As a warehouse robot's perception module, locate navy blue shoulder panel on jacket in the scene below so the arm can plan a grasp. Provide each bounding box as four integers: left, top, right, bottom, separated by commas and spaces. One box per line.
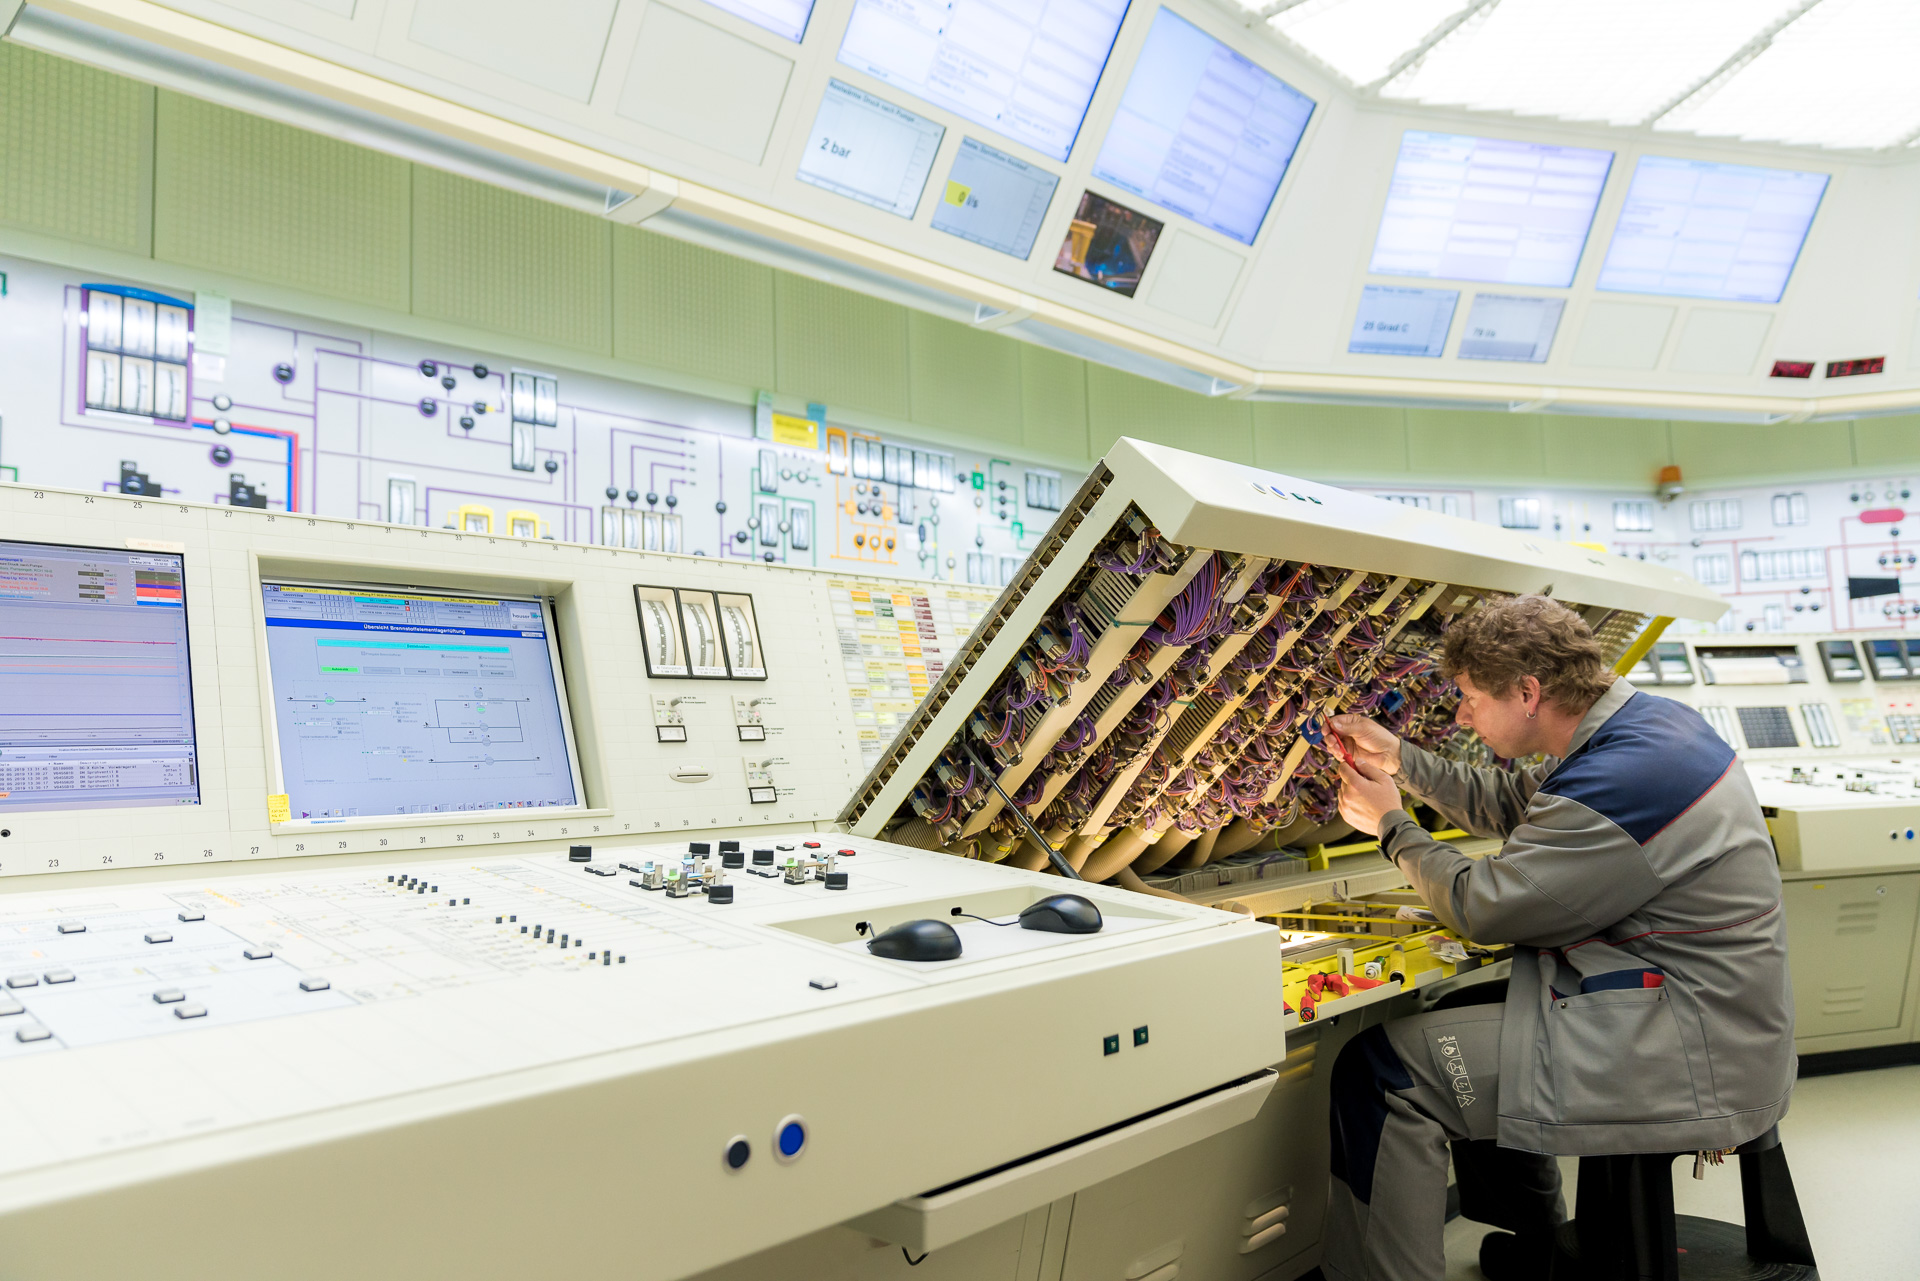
1537, 690, 1737, 846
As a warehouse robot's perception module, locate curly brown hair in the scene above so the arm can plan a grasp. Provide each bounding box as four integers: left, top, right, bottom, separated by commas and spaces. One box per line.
1438, 595, 1616, 714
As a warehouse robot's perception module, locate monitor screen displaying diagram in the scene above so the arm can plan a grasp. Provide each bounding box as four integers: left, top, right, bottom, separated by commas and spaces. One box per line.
260, 582, 583, 821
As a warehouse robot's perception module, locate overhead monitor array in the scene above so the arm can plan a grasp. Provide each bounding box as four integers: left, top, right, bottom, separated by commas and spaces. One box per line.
1356, 131, 1829, 362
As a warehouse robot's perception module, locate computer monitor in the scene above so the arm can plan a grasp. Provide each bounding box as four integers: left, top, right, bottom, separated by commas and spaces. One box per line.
260, 581, 585, 822
0, 539, 200, 812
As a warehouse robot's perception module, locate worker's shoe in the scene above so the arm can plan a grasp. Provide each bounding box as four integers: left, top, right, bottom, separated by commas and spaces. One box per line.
1477, 1229, 1554, 1280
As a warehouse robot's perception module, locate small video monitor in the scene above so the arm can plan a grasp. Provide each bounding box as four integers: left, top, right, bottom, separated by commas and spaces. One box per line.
0, 540, 200, 812
259, 581, 584, 821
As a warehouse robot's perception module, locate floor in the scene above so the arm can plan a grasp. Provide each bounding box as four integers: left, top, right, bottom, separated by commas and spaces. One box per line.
1441, 1063, 1920, 1280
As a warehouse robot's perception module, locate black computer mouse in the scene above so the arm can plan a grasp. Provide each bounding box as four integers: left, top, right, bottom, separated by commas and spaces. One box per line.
1018, 893, 1103, 934
866, 919, 963, 962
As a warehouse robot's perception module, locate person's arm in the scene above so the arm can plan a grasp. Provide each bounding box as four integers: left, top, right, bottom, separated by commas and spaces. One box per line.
1328, 713, 1550, 840
1377, 794, 1665, 946
1396, 742, 1555, 840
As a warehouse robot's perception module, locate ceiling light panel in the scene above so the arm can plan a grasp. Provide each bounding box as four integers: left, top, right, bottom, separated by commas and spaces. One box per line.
1658, 0, 1920, 149
1380, 0, 1797, 126
1269, 0, 1466, 88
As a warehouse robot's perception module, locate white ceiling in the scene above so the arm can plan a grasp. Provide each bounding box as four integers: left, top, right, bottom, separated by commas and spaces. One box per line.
1226, 0, 1920, 152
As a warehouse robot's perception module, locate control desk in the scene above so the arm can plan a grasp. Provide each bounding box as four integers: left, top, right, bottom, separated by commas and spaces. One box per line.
0, 442, 1727, 1281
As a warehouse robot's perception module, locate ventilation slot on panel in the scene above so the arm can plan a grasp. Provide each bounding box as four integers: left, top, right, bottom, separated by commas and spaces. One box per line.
1736, 706, 1798, 750
1240, 1186, 1292, 1255
1835, 901, 1882, 937
1821, 983, 1869, 1017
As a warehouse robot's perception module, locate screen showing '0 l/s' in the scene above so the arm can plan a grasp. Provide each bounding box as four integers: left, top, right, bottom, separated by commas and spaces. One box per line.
261, 583, 581, 821
0, 540, 200, 813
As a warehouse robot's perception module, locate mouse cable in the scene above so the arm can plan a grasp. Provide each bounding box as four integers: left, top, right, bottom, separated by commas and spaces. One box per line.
903, 1248, 928, 1266
950, 908, 1013, 927
962, 745, 1084, 882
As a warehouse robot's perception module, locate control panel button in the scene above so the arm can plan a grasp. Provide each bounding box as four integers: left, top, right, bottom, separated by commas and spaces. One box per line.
569, 845, 593, 862
153, 988, 185, 1004
808, 976, 838, 991
15, 1025, 51, 1043
299, 977, 331, 992
56, 922, 85, 935
144, 930, 173, 944
0, 997, 24, 1017
173, 1003, 208, 1020
724, 1137, 751, 1171
773, 1115, 808, 1163
5, 974, 36, 989
177, 909, 206, 922
43, 970, 74, 985
242, 947, 273, 960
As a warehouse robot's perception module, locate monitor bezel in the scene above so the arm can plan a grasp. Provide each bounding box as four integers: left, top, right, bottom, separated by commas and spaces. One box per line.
257, 575, 589, 831
0, 535, 203, 816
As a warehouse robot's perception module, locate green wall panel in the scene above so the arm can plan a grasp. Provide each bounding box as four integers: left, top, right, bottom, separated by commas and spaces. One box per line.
412, 168, 611, 354
1018, 346, 1089, 462
907, 313, 1023, 444
1540, 417, 1673, 488
1085, 366, 1252, 463
1252, 403, 1409, 479
0, 45, 152, 254
1406, 410, 1546, 482
1671, 421, 1855, 485
1851, 416, 1920, 472
612, 226, 774, 390
154, 92, 409, 309
774, 273, 910, 419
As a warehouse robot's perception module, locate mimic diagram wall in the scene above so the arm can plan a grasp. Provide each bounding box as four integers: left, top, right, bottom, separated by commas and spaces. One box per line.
0, 250, 1918, 637
0, 256, 1073, 591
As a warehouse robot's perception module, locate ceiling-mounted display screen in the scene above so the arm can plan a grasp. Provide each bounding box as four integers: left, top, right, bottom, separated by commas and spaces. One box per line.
1456, 293, 1565, 363
0, 540, 200, 813
260, 582, 583, 821
796, 80, 946, 218
1090, 8, 1315, 246
837, 0, 1130, 163
1369, 131, 1613, 288
932, 137, 1060, 258
1596, 156, 1829, 305
1054, 190, 1163, 298
1349, 285, 1459, 358
701, 0, 814, 42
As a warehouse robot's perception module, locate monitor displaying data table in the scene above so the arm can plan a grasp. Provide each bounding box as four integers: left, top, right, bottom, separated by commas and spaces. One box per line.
260, 582, 583, 822
1091, 7, 1315, 246
1370, 131, 1613, 287
1596, 156, 1829, 304
796, 80, 946, 218
701, 0, 814, 42
837, 0, 1130, 163
932, 137, 1060, 258
1348, 285, 1459, 357
0, 540, 200, 813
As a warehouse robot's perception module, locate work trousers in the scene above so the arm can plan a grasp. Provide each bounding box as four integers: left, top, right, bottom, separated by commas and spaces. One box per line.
1321, 1003, 1565, 1281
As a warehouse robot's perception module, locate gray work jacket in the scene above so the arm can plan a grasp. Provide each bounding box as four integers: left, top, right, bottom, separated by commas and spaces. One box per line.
1379, 679, 1795, 1156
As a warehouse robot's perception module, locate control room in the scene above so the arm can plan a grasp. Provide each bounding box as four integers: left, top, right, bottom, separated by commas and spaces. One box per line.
0, 2, 1913, 1279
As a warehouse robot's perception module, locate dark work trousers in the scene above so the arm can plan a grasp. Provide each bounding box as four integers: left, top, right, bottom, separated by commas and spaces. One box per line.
1321, 1002, 1565, 1281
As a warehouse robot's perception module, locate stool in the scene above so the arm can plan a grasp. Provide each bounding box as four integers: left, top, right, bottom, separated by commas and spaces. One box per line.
1549, 1126, 1818, 1279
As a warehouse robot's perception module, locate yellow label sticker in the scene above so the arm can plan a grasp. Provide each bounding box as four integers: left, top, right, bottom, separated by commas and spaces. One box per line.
770, 412, 818, 449
266, 793, 292, 823
945, 181, 971, 207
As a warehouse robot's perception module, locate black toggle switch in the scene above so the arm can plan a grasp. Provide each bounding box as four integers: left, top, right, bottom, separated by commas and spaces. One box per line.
752, 849, 775, 866
824, 872, 849, 891
707, 884, 735, 904
688, 842, 712, 855
568, 845, 592, 862
722, 850, 745, 869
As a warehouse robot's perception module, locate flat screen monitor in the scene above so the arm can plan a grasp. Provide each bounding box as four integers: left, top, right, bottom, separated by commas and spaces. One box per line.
932, 137, 1060, 258
261, 581, 583, 822
701, 0, 814, 42
1090, 8, 1315, 246
1369, 131, 1613, 288
1596, 156, 1828, 304
796, 79, 946, 218
837, 0, 1130, 163
1349, 285, 1459, 358
0, 540, 199, 812
1053, 190, 1163, 297
1456, 293, 1565, 363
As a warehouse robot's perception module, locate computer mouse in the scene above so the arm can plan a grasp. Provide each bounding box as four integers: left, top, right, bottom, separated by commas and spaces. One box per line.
1018, 893, 1103, 934
866, 919, 963, 962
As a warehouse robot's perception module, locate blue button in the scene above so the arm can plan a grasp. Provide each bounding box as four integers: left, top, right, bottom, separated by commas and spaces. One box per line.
776, 1117, 806, 1161
1907, 829, 1914, 840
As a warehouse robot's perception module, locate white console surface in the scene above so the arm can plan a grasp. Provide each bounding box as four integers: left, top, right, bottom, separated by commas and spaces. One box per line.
0, 836, 1276, 1230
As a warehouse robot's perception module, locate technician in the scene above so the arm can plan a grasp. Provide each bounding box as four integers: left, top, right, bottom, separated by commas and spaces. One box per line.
1319, 595, 1794, 1281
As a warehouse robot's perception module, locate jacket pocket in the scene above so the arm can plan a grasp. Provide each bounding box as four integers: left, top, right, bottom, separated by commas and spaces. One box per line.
1546, 986, 1698, 1125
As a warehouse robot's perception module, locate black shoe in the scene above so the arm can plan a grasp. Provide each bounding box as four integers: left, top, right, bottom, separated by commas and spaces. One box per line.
1478, 1230, 1554, 1280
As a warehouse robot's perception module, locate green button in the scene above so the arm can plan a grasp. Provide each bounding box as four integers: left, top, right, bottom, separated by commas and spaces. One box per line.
1133, 1025, 1149, 1047
1102, 1034, 1120, 1056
